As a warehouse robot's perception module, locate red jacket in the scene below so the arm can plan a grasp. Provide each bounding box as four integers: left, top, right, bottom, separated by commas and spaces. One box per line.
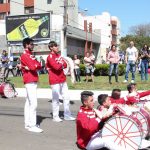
46, 52, 67, 85
126, 90, 150, 105
110, 97, 125, 104
20, 49, 41, 84
76, 106, 100, 149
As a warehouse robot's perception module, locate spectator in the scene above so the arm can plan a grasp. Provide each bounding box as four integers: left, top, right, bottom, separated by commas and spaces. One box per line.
46, 41, 75, 122
15, 58, 22, 76
107, 45, 120, 84
123, 41, 138, 83
73, 54, 81, 83
84, 52, 95, 82
5, 53, 15, 79
39, 56, 46, 74
0, 50, 9, 80
139, 44, 150, 81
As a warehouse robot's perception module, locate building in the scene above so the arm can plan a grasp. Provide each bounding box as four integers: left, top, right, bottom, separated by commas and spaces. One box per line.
78, 11, 120, 63
0, 0, 120, 63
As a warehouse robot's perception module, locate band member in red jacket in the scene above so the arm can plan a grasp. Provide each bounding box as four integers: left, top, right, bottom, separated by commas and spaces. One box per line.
76, 91, 126, 150
110, 89, 125, 104
126, 83, 150, 105
20, 38, 43, 133
46, 41, 75, 122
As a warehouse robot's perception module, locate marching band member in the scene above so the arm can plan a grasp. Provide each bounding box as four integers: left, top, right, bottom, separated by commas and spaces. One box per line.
126, 83, 150, 105
20, 38, 43, 133
110, 88, 125, 104
76, 91, 126, 150
46, 41, 75, 122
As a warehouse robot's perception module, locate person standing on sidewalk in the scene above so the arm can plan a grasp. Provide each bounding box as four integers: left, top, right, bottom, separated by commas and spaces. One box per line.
46, 41, 75, 122
20, 38, 43, 133
107, 45, 120, 84
123, 41, 138, 83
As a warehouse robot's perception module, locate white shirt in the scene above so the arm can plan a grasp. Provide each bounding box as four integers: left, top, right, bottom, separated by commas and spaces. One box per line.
126, 46, 137, 61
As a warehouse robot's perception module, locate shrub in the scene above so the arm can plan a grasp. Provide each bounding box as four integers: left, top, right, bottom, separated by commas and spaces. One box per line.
79, 64, 126, 76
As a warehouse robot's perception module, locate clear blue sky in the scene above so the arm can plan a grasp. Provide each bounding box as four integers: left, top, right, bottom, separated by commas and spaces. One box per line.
78, 0, 150, 36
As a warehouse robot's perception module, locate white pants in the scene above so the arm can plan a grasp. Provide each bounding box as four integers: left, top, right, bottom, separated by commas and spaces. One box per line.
86, 132, 126, 150
24, 82, 37, 127
51, 82, 71, 118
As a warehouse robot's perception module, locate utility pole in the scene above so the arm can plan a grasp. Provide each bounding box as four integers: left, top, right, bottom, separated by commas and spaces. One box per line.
63, 0, 68, 57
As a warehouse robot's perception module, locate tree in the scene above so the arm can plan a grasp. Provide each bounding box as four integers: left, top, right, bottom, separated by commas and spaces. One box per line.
129, 23, 150, 37
120, 35, 150, 51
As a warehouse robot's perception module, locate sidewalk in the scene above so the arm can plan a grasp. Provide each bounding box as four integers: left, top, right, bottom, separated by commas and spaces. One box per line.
16, 88, 129, 100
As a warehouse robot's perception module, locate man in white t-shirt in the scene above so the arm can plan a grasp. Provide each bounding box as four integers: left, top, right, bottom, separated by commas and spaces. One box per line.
124, 41, 138, 83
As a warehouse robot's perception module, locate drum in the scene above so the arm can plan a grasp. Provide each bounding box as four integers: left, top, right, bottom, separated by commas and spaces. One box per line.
102, 115, 142, 150
132, 110, 149, 138
0, 82, 15, 98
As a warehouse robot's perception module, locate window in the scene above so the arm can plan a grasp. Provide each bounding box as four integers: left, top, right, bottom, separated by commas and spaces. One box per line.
47, 0, 52, 4
0, 13, 6, 20
24, 7, 34, 14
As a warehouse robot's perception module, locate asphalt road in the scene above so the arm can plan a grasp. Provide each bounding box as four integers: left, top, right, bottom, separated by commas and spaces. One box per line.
0, 97, 81, 150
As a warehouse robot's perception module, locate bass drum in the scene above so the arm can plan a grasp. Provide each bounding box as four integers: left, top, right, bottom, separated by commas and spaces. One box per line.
0, 82, 15, 98
102, 115, 142, 150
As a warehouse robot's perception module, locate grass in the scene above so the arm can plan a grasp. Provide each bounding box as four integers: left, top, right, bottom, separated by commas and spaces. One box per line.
9, 73, 150, 91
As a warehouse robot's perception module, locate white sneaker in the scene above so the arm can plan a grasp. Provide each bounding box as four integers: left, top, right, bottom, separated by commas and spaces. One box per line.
53, 117, 63, 122
64, 115, 76, 121
131, 80, 135, 83
123, 80, 128, 83
28, 126, 43, 133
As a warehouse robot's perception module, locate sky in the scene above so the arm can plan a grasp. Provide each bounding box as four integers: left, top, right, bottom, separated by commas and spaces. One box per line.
78, 0, 150, 36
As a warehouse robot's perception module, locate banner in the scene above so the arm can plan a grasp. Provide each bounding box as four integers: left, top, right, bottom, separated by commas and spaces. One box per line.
6, 13, 50, 42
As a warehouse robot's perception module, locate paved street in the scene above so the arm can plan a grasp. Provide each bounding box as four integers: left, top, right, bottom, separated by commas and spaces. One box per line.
0, 97, 82, 150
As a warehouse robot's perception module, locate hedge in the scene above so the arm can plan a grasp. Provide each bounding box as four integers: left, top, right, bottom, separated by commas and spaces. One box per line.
79, 64, 126, 76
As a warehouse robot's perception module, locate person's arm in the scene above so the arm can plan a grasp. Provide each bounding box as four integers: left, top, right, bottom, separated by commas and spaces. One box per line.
47, 55, 67, 71
21, 54, 41, 71
135, 48, 138, 62
138, 90, 150, 98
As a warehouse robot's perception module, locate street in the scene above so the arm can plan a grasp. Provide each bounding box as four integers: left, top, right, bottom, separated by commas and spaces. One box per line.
0, 97, 81, 150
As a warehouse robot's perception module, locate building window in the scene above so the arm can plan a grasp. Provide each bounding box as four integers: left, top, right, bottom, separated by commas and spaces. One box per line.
0, 13, 6, 20
47, 0, 52, 4
24, 7, 34, 14
0, 0, 4, 4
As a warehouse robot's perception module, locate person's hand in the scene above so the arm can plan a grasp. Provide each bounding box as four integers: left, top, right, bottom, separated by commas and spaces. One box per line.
24, 66, 29, 70
93, 108, 102, 119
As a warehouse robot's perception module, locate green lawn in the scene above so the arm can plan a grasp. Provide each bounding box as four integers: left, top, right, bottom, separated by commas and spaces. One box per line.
9, 73, 150, 91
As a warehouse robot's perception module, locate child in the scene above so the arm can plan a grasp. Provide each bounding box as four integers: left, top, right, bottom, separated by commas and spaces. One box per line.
76, 91, 126, 150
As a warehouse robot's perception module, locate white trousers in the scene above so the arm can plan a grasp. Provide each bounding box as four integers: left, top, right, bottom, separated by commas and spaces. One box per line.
86, 132, 126, 150
51, 82, 71, 118
24, 82, 37, 127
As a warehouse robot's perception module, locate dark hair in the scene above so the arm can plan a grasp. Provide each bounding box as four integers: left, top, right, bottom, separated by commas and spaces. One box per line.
127, 83, 136, 93
48, 41, 58, 49
81, 91, 94, 104
111, 44, 116, 50
111, 89, 121, 99
22, 38, 34, 48
98, 94, 108, 105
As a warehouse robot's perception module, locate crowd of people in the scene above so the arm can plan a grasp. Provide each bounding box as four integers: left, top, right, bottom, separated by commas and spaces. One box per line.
1, 38, 150, 149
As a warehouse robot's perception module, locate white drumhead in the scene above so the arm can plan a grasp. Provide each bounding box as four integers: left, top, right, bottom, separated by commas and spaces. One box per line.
102, 115, 142, 150
3, 83, 15, 98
